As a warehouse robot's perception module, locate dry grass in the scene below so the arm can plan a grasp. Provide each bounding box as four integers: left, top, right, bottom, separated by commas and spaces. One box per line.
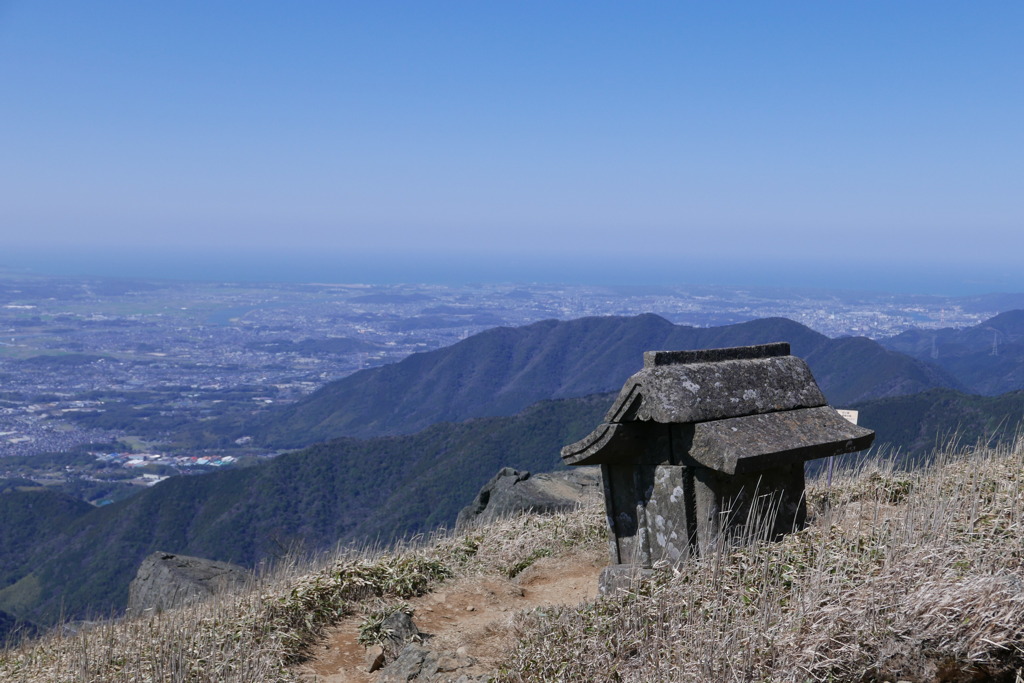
496, 437, 1024, 682
5, 437, 1024, 682
0, 547, 456, 682
0, 498, 604, 682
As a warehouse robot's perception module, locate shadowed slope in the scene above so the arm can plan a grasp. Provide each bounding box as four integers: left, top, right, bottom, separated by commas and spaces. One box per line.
853, 388, 1024, 459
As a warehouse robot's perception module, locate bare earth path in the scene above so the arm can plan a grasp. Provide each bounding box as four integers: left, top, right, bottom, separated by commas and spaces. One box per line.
294, 547, 605, 682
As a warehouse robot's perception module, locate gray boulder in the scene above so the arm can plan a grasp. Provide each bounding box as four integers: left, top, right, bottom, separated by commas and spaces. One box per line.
381, 609, 421, 658
455, 466, 602, 532
378, 644, 436, 682
378, 643, 483, 682
127, 551, 249, 613
375, 611, 484, 682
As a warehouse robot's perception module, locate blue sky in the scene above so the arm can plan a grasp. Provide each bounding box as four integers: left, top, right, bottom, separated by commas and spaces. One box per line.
1, 2, 1022, 290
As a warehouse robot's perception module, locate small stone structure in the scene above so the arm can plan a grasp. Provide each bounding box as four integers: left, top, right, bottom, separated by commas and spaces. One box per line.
561, 343, 874, 584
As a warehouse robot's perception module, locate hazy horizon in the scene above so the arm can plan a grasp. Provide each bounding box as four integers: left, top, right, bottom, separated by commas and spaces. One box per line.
2, 3, 1022, 291
2, 246, 1021, 297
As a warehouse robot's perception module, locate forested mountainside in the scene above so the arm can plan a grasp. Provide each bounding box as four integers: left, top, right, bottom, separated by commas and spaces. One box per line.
0, 394, 610, 627
178, 314, 955, 449
9, 383, 1024, 629
854, 388, 1024, 459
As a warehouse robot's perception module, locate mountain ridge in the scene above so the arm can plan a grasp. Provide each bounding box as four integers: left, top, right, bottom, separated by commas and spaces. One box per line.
182, 314, 954, 448
881, 309, 1024, 395
854, 387, 1024, 459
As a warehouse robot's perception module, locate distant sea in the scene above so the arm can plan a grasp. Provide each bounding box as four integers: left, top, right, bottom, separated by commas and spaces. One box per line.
2, 247, 1021, 297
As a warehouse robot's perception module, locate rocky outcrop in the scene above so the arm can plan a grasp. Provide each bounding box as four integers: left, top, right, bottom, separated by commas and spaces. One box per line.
378, 644, 484, 682
127, 552, 249, 613
454, 466, 601, 532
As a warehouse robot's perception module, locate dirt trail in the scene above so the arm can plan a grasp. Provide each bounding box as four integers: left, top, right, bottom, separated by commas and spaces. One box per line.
295, 547, 605, 682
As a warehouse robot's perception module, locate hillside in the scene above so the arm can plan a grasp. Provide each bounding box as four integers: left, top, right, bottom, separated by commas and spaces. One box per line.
4, 441, 1024, 682
7, 381, 1021, 630
7, 312, 1020, 634
181, 314, 955, 448
0, 394, 611, 627
881, 309, 1024, 394
853, 387, 1024, 459
0, 607, 37, 646
0, 488, 92, 591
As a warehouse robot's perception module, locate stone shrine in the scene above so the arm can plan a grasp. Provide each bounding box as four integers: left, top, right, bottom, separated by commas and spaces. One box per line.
561, 343, 874, 584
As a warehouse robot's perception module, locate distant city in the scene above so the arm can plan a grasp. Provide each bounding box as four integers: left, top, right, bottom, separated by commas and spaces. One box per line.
2, 270, 1021, 502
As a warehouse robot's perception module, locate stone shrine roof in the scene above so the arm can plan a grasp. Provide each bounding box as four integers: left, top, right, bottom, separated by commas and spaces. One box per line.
561, 343, 874, 472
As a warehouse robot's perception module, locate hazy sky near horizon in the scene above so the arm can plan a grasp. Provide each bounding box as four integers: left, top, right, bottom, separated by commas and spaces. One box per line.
1, 2, 1022, 285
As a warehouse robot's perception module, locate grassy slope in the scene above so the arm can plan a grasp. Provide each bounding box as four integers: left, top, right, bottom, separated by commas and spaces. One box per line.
500, 440, 1024, 682
0, 501, 607, 682
4, 440, 1024, 682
